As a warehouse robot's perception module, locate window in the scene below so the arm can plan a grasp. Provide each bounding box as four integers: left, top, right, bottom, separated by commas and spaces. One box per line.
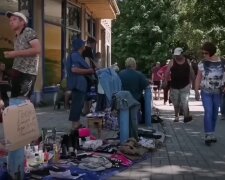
67, 3, 81, 30
44, 0, 62, 25
86, 14, 96, 38
44, 23, 62, 86
44, 0, 62, 86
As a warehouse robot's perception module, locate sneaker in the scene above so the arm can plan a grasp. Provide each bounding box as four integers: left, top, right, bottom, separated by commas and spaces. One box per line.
210, 135, 217, 143
184, 116, 192, 123
205, 135, 212, 146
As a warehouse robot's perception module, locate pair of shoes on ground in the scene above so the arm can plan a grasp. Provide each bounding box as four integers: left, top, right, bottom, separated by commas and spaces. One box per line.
174, 116, 192, 123
205, 134, 217, 146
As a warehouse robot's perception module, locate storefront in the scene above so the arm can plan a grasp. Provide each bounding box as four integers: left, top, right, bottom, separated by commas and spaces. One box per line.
0, 0, 119, 104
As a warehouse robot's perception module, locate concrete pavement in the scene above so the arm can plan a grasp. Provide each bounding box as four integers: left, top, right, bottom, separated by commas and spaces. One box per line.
1, 91, 225, 179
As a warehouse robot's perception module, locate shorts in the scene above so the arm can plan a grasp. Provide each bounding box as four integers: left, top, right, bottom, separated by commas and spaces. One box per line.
11, 70, 36, 98
170, 84, 190, 108
153, 81, 161, 91
69, 89, 86, 122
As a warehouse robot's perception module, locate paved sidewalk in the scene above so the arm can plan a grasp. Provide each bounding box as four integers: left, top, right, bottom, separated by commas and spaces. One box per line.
1, 91, 225, 180
111, 93, 225, 180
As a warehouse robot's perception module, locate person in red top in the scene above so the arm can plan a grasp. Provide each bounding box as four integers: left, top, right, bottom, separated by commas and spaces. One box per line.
151, 62, 161, 100
157, 59, 172, 105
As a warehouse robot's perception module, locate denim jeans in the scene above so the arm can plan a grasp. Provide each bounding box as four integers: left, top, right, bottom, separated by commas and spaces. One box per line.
201, 90, 221, 133
220, 93, 225, 115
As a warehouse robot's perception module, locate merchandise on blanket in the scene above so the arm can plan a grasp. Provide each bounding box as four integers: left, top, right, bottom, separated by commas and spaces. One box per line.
78, 156, 113, 171
95, 144, 118, 154
78, 128, 91, 138
118, 138, 149, 161
103, 138, 120, 146
138, 128, 162, 139
82, 140, 103, 151
42, 128, 57, 151
151, 115, 163, 123
104, 111, 119, 131
110, 153, 133, 167
138, 137, 155, 149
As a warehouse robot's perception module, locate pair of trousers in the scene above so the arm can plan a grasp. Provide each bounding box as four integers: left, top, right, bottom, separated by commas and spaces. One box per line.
220, 93, 225, 115
201, 90, 221, 133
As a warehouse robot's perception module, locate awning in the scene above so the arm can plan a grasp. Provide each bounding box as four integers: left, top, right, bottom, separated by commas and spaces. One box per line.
78, 0, 120, 19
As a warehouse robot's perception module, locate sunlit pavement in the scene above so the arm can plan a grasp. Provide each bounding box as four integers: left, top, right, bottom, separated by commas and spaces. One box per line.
111, 90, 225, 180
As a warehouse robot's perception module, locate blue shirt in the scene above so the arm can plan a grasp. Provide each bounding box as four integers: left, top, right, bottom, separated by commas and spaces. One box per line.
66, 51, 90, 92
119, 69, 149, 100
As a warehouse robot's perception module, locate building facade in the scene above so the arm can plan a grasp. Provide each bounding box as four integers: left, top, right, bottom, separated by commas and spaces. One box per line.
0, 0, 119, 104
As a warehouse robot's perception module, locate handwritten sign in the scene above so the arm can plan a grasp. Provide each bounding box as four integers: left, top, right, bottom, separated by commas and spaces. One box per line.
2, 102, 40, 151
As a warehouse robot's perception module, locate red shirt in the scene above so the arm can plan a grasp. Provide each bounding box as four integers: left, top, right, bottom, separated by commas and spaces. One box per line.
151, 66, 161, 81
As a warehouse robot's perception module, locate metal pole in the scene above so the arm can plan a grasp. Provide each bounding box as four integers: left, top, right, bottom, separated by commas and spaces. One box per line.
145, 86, 152, 127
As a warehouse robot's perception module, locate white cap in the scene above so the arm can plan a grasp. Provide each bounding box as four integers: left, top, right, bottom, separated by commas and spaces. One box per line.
173, 47, 183, 55
6, 11, 28, 24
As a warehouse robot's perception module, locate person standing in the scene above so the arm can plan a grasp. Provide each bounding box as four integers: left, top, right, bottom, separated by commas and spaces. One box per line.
3, 11, 40, 99
151, 62, 161, 100
157, 59, 172, 105
164, 48, 195, 123
119, 57, 149, 124
195, 42, 225, 145
66, 38, 95, 129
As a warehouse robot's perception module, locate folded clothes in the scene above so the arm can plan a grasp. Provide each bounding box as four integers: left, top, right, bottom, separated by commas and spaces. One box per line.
79, 156, 112, 171
82, 140, 103, 151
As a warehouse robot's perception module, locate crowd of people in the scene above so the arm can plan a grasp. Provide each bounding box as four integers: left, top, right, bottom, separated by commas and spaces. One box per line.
1, 11, 225, 147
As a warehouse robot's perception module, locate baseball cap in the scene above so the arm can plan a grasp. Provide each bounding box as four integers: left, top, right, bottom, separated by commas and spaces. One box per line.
173, 47, 183, 55
6, 11, 28, 24
72, 38, 86, 51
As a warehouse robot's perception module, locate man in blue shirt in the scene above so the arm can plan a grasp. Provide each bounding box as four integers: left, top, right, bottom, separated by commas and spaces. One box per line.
66, 38, 95, 129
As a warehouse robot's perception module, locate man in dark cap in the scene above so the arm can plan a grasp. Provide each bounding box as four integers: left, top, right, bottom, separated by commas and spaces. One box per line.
66, 38, 95, 129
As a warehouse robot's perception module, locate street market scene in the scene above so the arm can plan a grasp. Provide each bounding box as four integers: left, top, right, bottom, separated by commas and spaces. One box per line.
1, 0, 225, 180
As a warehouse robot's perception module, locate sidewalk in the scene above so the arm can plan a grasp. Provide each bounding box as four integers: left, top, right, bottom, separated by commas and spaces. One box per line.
111, 91, 225, 180
1, 91, 225, 180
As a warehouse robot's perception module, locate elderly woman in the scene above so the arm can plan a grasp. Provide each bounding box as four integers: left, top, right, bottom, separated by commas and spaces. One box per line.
66, 38, 95, 129
119, 57, 149, 123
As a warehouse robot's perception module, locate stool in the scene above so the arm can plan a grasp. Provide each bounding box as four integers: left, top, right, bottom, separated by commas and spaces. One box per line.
87, 117, 104, 138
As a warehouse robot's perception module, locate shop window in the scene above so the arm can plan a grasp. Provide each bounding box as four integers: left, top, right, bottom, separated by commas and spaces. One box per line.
44, 0, 62, 25
66, 30, 80, 53
86, 14, 96, 38
44, 23, 61, 86
66, 3, 81, 30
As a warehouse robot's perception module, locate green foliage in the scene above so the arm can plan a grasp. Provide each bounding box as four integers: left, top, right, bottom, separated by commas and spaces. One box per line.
112, 0, 225, 73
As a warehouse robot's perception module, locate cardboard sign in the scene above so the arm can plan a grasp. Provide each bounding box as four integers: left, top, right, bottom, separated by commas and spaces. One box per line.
2, 102, 40, 151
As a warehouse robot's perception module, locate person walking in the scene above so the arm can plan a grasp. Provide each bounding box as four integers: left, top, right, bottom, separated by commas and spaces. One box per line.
3, 11, 40, 99
157, 59, 172, 105
151, 62, 161, 100
195, 42, 225, 145
164, 47, 195, 123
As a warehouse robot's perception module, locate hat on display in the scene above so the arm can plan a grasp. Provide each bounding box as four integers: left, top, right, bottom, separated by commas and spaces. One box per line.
6, 11, 28, 24
173, 47, 184, 55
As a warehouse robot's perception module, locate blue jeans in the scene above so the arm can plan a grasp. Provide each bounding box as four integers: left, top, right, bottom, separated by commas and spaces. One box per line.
201, 90, 221, 133
220, 93, 225, 115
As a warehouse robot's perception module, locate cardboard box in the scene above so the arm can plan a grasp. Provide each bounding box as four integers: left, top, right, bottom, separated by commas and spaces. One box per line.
2, 102, 40, 151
